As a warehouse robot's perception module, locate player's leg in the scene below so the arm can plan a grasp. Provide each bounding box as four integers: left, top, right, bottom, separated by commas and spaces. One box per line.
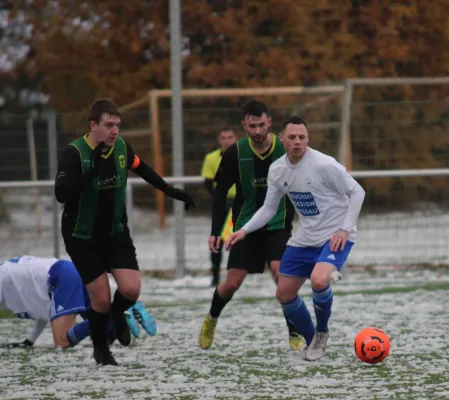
65, 239, 116, 366
265, 229, 304, 349
305, 241, 354, 361
107, 234, 140, 347
211, 203, 232, 287
268, 260, 303, 350
199, 231, 264, 349
198, 268, 247, 350
51, 314, 77, 348
48, 260, 95, 349
85, 274, 116, 364
276, 245, 318, 348
210, 241, 223, 287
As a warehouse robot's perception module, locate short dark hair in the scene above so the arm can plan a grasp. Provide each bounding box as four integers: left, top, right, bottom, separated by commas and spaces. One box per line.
242, 100, 269, 118
218, 127, 235, 135
88, 98, 121, 125
282, 115, 307, 130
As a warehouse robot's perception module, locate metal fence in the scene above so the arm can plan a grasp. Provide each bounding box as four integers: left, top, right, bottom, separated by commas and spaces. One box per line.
1, 78, 449, 274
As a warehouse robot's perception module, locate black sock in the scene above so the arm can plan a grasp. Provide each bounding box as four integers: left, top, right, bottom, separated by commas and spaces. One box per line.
79, 311, 89, 320
209, 288, 232, 319
87, 307, 110, 349
111, 290, 136, 317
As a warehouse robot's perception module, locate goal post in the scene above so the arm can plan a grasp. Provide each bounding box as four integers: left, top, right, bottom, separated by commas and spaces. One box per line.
339, 77, 449, 171
145, 85, 345, 229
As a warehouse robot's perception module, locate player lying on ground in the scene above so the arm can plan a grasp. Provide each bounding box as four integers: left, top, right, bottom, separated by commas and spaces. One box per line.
0, 256, 156, 350
226, 116, 365, 361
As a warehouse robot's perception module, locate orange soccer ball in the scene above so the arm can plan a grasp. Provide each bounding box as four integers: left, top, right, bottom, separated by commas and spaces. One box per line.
354, 327, 391, 364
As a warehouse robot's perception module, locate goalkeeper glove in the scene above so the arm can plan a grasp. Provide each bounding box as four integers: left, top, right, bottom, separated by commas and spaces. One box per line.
165, 186, 195, 211
5, 339, 34, 349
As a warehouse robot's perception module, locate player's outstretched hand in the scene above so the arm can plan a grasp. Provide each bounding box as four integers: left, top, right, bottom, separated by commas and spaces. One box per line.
165, 186, 195, 211
90, 141, 106, 176
329, 229, 350, 252
209, 235, 221, 254
3, 339, 34, 349
225, 229, 246, 251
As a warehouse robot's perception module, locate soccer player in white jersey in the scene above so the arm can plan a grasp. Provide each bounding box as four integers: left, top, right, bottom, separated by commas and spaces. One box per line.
0, 256, 156, 359
226, 116, 365, 361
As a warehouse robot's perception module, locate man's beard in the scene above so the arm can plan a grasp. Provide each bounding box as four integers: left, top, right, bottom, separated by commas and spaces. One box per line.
250, 132, 268, 143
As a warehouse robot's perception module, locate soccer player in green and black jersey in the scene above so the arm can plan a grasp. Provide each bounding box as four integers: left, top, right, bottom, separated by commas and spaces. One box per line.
198, 100, 304, 351
55, 99, 194, 366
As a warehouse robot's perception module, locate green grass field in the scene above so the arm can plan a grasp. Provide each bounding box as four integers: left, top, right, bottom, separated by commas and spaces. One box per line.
0, 269, 448, 400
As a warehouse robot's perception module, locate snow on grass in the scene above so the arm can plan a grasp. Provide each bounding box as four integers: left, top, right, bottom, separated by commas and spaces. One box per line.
2, 193, 449, 270
0, 269, 448, 399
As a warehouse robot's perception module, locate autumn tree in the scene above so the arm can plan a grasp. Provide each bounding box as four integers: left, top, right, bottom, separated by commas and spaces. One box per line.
9, 0, 449, 111
6, 0, 449, 209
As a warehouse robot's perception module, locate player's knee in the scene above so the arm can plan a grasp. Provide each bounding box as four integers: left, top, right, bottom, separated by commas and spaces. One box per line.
310, 273, 330, 291
90, 292, 112, 312
53, 335, 71, 349
118, 284, 140, 301
223, 279, 241, 294
276, 286, 294, 303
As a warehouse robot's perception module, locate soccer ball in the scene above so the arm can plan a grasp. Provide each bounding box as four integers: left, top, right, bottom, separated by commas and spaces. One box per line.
354, 327, 390, 364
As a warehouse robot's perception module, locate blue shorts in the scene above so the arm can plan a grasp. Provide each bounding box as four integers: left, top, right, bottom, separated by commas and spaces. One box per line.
48, 260, 91, 322
279, 240, 354, 279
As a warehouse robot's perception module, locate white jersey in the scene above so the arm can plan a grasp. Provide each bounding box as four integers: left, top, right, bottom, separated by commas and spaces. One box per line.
242, 148, 365, 247
0, 256, 58, 321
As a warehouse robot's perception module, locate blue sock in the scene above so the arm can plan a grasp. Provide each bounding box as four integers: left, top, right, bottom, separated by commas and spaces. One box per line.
66, 320, 90, 347
66, 317, 116, 347
312, 285, 333, 332
281, 296, 315, 346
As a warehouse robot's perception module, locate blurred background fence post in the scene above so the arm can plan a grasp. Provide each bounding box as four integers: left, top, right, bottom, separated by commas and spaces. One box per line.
44, 109, 60, 259
3, 80, 449, 274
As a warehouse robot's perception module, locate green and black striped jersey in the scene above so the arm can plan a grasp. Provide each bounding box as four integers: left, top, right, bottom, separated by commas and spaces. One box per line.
211, 134, 294, 235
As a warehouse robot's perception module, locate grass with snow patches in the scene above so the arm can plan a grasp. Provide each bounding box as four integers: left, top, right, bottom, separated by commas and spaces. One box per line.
0, 271, 448, 399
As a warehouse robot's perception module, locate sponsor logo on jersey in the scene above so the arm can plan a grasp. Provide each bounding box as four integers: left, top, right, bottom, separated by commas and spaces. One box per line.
96, 174, 122, 189
289, 191, 320, 216
252, 177, 267, 188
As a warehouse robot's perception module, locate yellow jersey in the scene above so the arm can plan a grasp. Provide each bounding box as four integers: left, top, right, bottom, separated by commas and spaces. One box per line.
201, 149, 236, 199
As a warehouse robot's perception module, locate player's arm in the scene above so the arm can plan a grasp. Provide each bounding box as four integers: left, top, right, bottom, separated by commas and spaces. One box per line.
27, 319, 49, 345
342, 181, 365, 232
54, 142, 105, 203
5, 319, 48, 348
326, 163, 365, 232
203, 179, 214, 198
201, 154, 215, 198
210, 145, 236, 236
225, 166, 284, 249
323, 163, 365, 251
209, 146, 237, 252
126, 141, 195, 210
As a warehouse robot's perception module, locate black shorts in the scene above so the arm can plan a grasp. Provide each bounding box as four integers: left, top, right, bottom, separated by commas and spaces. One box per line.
227, 228, 291, 274
64, 233, 139, 285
